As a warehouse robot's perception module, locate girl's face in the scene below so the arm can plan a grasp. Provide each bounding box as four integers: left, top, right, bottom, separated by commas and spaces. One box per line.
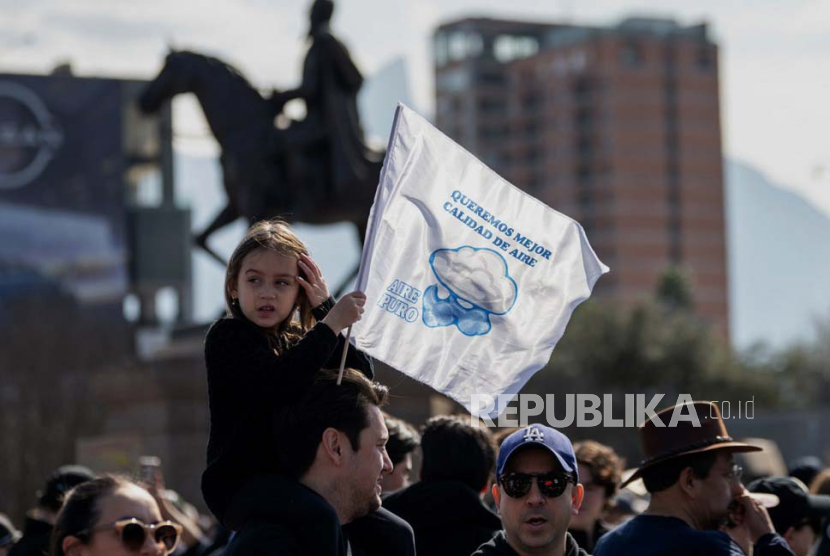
76, 485, 166, 556
231, 248, 301, 329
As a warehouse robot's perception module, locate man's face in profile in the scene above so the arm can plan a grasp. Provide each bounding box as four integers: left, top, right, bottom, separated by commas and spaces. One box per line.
345, 405, 393, 520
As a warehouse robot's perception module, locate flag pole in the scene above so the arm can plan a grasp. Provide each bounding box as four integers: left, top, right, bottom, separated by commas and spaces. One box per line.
337, 325, 352, 385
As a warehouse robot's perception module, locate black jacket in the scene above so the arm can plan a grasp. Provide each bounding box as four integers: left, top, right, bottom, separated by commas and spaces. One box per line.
472, 530, 588, 556
222, 474, 348, 556
222, 475, 415, 556
594, 515, 793, 556
568, 520, 610, 553
8, 516, 52, 556
202, 298, 373, 528
383, 480, 501, 556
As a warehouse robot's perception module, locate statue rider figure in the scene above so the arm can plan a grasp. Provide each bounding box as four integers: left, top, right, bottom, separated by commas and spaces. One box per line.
270, 0, 378, 204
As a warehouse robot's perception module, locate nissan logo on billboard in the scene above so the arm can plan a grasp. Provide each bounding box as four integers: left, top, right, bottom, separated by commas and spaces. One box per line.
0, 81, 64, 189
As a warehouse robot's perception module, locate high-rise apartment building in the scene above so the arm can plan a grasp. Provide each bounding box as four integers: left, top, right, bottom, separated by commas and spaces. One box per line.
434, 17, 729, 338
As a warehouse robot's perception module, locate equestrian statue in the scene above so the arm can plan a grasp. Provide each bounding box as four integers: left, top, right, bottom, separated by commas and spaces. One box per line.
138, 0, 383, 293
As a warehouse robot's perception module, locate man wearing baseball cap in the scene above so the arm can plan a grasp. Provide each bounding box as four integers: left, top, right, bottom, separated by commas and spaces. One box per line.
473, 424, 588, 556
594, 401, 793, 555
748, 476, 830, 556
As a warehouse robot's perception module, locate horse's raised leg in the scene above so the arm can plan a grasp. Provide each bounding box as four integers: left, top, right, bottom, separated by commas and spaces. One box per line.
194, 203, 239, 266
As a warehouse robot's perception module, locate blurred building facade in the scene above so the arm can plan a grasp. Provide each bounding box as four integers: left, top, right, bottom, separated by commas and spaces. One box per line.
434, 17, 729, 338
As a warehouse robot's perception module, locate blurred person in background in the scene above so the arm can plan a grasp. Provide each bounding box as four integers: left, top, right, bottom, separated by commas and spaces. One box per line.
748, 476, 830, 556
50, 475, 182, 556
481, 428, 522, 512
811, 469, 830, 556
10, 465, 94, 556
602, 470, 650, 527
140, 461, 211, 556
788, 457, 823, 490
381, 413, 420, 493
383, 414, 500, 556
568, 440, 623, 552
0, 514, 21, 556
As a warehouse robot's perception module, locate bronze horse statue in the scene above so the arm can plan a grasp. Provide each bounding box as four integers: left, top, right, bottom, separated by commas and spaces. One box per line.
138, 50, 383, 290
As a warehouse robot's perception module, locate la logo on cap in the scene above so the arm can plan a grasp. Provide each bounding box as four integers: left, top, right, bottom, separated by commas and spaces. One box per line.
524, 426, 545, 442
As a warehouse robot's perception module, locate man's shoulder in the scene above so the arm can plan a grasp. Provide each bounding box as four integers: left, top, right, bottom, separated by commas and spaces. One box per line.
471, 531, 516, 556
595, 515, 739, 555
223, 522, 302, 556
472, 530, 588, 556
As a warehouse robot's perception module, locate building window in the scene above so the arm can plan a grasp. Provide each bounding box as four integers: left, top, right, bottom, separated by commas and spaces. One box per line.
479, 125, 508, 141
493, 35, 539, 63
478, 98, 507, 115
443, 31, 484, 63
476, 70, 506, 86
620, 42, 644, 68
697, 46, 714, 71
436, 68, 469, 93
434, 33, 448, 67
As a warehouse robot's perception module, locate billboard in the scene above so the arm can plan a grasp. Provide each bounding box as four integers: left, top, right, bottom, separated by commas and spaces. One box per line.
0, 73, 134, 315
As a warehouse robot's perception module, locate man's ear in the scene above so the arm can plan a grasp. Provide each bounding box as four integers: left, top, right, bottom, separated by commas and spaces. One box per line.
492, 484, 502, 511
572, 483, 585, 514
782, 525, 796, 545
678, 466, 699, 498
320, 428, 345, 465
62, 535, 84, 556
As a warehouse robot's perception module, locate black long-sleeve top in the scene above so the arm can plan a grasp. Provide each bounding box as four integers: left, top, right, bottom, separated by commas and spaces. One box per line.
201, 298, 373, 527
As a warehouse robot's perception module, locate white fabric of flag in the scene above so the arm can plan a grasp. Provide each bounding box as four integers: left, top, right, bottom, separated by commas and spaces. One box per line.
352, 104, 608, 418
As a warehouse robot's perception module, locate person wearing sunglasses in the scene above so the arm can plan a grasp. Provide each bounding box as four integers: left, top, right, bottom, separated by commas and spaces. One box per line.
473, 424, 588, 556
50, 476, 182, 556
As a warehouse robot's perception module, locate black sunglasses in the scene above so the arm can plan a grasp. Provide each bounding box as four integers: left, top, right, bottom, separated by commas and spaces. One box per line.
78, 518, 183, 554
498, 472, 576, 499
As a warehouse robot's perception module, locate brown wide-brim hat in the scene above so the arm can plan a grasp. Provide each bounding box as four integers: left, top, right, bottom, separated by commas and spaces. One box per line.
621, 401, 762, 488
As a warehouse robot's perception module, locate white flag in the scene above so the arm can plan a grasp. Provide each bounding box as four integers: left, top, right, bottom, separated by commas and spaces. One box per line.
352, 104, 608, 418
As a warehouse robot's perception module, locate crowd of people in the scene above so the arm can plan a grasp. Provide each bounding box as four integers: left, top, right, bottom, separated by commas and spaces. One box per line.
3, 219, 830, 556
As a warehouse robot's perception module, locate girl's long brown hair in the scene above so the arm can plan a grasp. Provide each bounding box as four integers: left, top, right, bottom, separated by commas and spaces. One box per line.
224, 219, 316, 352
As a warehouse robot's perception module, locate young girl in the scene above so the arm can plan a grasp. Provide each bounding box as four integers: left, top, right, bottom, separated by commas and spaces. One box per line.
201, 219, 372, 533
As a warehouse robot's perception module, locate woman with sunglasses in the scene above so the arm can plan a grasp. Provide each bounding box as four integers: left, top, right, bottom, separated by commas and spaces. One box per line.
50, 476, 182, 556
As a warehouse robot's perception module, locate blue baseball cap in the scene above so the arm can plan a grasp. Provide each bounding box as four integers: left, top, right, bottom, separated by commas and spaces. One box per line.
496, 424, 578, 482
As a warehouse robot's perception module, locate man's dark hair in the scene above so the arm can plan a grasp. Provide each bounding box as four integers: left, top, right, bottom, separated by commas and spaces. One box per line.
641, 451, 718, 493
420, 415, 496, 493
273, 369, 388, 479
39, 465, 95, 513
383, 414, 420, 466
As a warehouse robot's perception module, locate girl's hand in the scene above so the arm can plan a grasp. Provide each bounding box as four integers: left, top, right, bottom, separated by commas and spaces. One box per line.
297, 253, 330, 308
322, 291, 366, 335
